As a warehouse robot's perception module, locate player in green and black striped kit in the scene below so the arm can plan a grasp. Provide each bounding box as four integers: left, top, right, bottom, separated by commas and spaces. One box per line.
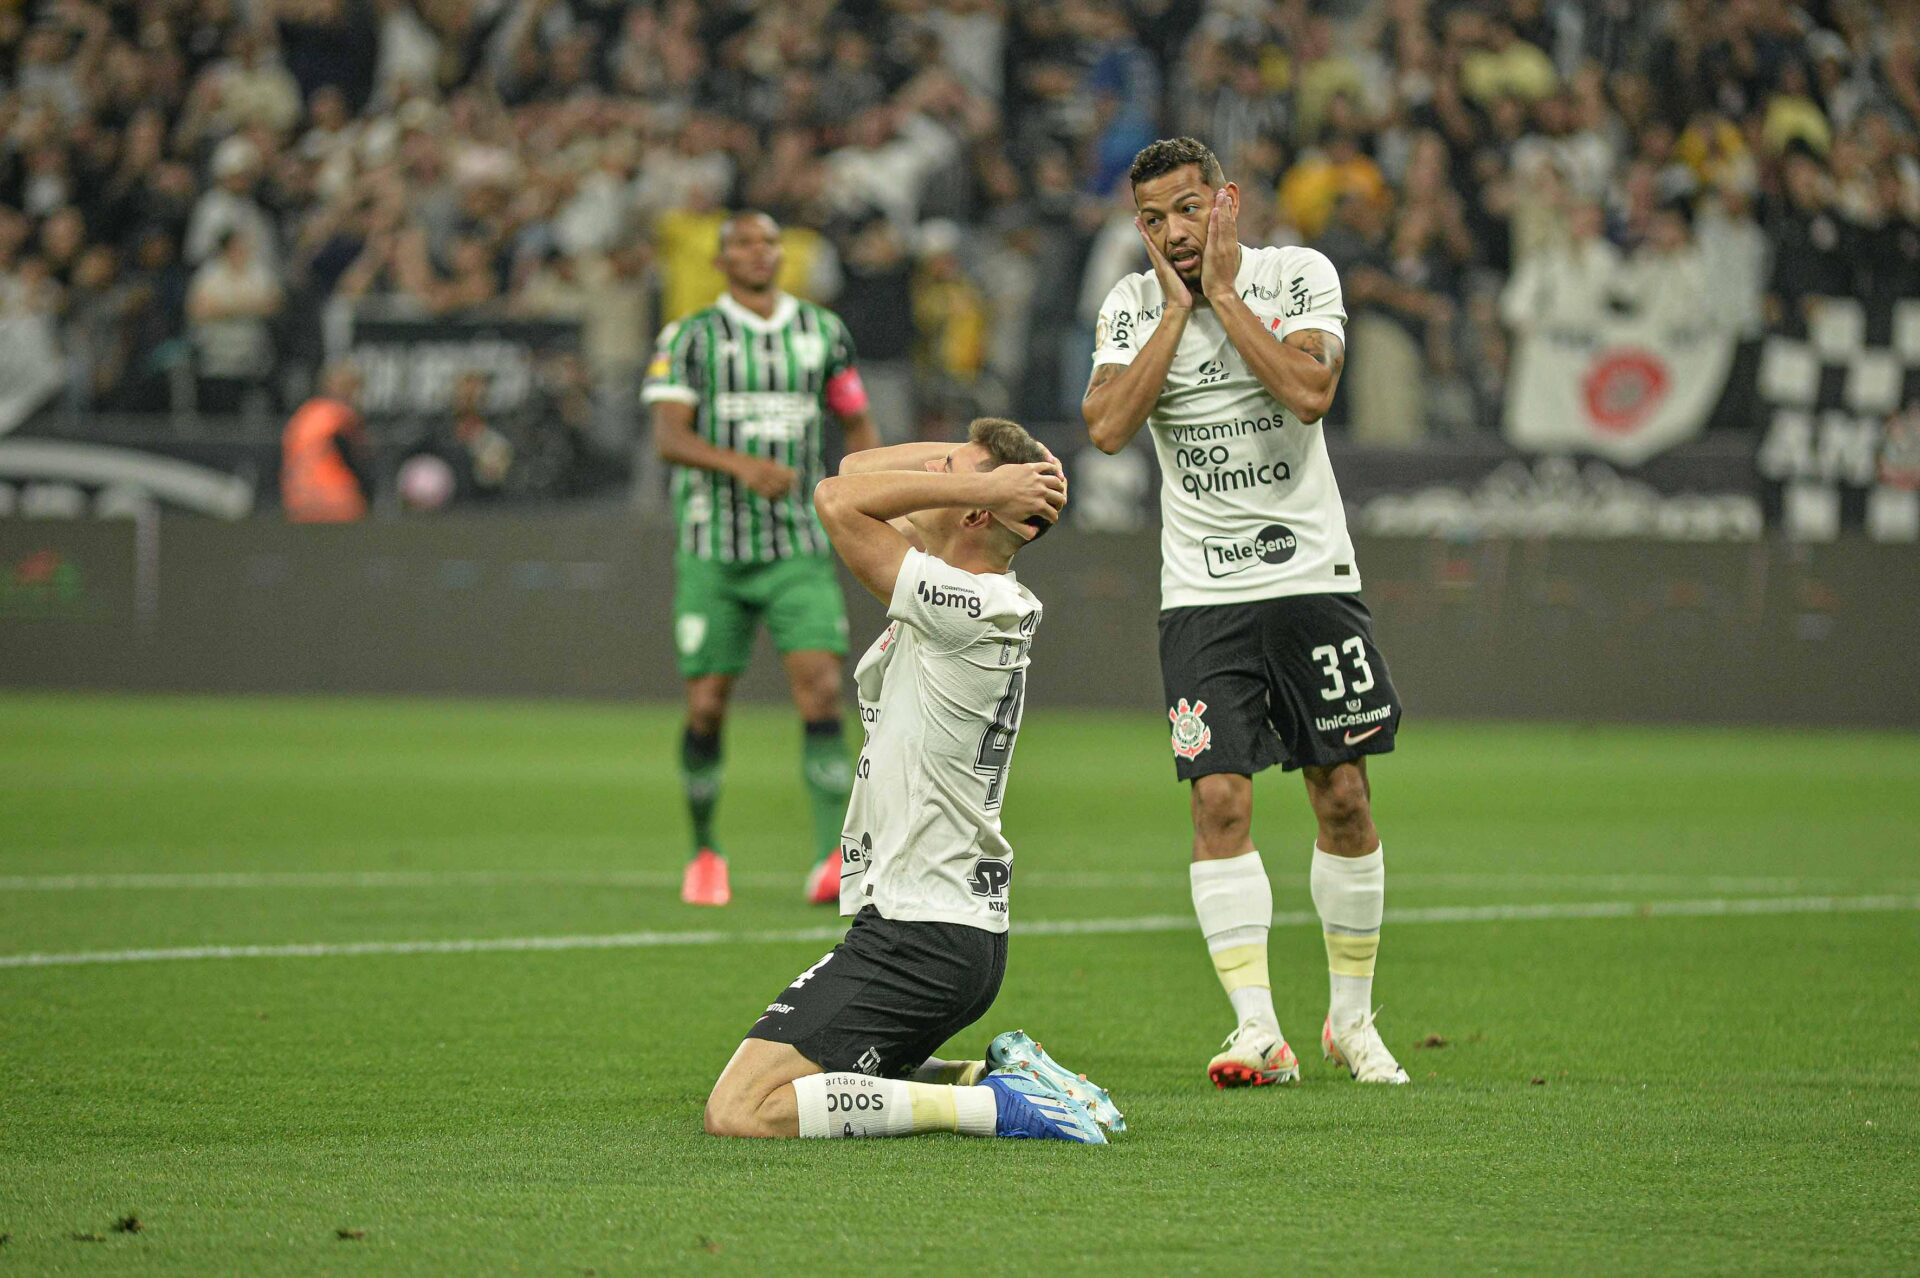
644, 211, 881, 908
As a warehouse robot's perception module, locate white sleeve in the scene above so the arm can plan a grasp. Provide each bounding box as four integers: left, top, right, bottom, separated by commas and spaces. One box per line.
888, 549, 992, 652
1276, 248, 1347, 342
1091, 277, 1140, 368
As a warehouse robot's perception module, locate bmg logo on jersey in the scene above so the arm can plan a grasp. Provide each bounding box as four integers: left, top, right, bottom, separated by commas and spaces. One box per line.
917, 579, 982, 618
1201, 522, 1299, 578
968, 858, 1012, 912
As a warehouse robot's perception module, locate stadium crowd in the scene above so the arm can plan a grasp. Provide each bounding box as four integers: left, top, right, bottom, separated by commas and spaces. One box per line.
3, 0, 1918, 465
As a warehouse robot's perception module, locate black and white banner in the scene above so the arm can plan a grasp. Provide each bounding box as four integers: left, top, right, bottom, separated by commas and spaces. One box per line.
335, 312, 583, 418
1503, 315, 1735, 466
1753, 296, 1920, 541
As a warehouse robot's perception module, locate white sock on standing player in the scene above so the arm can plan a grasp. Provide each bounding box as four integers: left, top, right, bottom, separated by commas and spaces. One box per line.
792, 1073, 997, 1138
1311, 844, 1385, 1028
1189, 851, 1280, 1032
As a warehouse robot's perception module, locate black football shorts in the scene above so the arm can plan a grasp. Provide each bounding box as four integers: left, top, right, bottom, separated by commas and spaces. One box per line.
746, 907, 1007, 1077
1158, 591, 1401, 780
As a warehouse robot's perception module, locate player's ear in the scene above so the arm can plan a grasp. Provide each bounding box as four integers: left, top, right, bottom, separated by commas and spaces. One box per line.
1224, 181, 1240, 214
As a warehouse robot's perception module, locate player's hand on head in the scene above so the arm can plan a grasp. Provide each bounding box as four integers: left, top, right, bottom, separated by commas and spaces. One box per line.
1201, 188, 1238, 302
741, 457, 797, 499
987, 462, 1067, 539
1035, 443, 1069, 503
1135, 217, 1193, 312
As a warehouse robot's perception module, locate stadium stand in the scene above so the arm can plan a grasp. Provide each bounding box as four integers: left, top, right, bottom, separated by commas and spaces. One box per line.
2, 0, 1917, 505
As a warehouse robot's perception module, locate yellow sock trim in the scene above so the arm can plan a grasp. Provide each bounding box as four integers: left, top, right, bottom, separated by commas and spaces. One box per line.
1210, 942, 1271, 993
906, 1083, 958, 1132
913, 1059, 986, 1086
1324, 931, 1379, 978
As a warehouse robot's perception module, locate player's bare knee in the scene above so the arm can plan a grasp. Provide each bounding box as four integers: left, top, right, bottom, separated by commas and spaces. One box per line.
1191, 775, 1253, 857
1307, 766, 1374, 849
686, 683, 731, 735
795, 673, 841, 721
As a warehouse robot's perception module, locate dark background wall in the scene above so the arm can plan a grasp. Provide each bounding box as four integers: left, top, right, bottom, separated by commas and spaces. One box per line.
2, 515, 1914, 728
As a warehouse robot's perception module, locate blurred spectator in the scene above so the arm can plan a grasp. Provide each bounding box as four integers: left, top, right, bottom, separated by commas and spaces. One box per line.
115, 226, 192, 411
431, 368, 514, 500
186, 136, 280, 272
1279, 110, 1389, 241
1618, 199, 1711, 330
911, 219, 987, 436
1459, 13, 1558, 107
1317, 188, 1455, 444
63, 243, 136, 409
1696, 182, 1770, 340
187, 228, 283, 413
1767, 144, 1854, 318
1500, 201, 1621, 332
835, 214, 917, 442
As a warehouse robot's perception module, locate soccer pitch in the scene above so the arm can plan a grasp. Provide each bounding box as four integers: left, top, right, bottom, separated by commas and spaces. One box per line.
2, 694, 1916, 1275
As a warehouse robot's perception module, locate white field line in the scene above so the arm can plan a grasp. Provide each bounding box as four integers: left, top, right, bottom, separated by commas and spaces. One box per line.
0, 869, 1887, 894
2, 894, 1916, 970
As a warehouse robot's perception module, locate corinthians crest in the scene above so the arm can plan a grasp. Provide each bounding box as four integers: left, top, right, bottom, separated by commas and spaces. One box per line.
1169, 698, 1211, 760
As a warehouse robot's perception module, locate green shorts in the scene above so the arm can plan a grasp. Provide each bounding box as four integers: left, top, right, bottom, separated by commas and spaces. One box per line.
672, 553, 849, 678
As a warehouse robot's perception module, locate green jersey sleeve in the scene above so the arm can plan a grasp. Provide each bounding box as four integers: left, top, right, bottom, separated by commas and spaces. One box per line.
642, 318, 701, 406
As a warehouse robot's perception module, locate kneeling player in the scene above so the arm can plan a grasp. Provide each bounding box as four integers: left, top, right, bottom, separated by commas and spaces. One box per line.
704, 419, 1121, 1143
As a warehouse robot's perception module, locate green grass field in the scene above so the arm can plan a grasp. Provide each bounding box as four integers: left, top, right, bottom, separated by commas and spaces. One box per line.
2, 693, 1917, 1275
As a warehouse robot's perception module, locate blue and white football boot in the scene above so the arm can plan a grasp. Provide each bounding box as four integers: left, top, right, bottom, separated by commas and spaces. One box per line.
981, 1072, 1108, 1144
987, 1029, 1126, 1133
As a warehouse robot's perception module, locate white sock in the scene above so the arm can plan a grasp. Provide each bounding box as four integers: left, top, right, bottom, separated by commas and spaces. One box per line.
792, 1073, 997, 1138
1190, 850, 1278, 1031
1311, 844, 1384, 1028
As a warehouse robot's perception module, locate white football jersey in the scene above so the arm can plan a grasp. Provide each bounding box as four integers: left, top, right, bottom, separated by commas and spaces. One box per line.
1093, 243, 1359, 608
840, 548, 1042, 933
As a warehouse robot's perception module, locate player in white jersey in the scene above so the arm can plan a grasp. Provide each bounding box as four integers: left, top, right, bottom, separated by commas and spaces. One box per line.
1085, 137, 1409, 1088
703, 419, 1124, 1143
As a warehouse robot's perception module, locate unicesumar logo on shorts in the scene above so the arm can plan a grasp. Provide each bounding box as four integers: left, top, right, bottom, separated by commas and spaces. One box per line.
1169, 698, 1212, 760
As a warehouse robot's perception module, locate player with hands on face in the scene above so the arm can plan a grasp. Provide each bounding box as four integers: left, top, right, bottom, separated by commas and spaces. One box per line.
1085, 137, 1409, 1091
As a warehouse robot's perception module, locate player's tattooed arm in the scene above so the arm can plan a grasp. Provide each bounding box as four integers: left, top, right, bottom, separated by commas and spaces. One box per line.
1285, 328, 1346, 376
1083, 363, 1121, 400
1212, 282, 1346, 424
1083, 332, 1186, 454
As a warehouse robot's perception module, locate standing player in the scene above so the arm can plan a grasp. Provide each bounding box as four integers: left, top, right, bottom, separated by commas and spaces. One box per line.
644, 211, 880, 907
704, 419, 1121, 1143
1083, 138, 1409, 1087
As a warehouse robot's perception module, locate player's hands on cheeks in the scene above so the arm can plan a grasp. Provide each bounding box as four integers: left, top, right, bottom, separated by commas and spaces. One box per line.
738, 456, 797, 498
1201, 188, 1239, 304
1135, 217, 1192, 313
986, 462, 1067, 540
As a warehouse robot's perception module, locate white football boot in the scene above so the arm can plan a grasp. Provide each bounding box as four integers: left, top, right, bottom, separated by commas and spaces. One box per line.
1322, 1009, 1410, 1084
1207, 1020, 1300, 1088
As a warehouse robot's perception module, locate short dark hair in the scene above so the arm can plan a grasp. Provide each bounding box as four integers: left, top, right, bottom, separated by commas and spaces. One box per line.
968, 416, 1056, 542
1128, 137, 1225, 190
718, 209, 779, 248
